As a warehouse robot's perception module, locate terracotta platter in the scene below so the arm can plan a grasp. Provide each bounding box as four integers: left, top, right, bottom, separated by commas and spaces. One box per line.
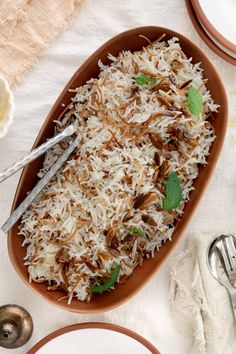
8, 26, 228, 313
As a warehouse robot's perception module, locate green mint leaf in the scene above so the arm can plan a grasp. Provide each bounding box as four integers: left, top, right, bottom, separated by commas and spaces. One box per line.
135, 74, 157, 86
187, 86, 203, 117
163, 171, 182, 211
135, 74, 149, 85
127, 227, 144, 236
91, 265, 120, 294
150, 77, 157, 85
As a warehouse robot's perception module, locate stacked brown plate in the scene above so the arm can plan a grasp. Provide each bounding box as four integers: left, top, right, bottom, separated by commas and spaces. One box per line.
186, 0, 236, 65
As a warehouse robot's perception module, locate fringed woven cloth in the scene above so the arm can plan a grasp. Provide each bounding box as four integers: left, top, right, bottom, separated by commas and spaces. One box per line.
0, 0, 83, 86
170, 233, 236, 354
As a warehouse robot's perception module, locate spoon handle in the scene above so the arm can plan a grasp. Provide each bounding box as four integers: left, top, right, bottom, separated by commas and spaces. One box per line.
228, 287, 236, 320
0, 123, 76, 183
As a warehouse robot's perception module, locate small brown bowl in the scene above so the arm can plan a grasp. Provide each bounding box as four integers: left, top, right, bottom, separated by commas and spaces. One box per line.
8, 26, 228, 313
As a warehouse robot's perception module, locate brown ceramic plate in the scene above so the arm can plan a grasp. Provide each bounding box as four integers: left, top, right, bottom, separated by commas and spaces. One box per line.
191, 0, 236, 55
8, 26, 228, 313
186, 0, 236, 66
28, 322, 160, 354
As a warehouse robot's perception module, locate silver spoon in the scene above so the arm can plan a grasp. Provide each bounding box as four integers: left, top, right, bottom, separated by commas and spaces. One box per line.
207, 234, 236, 318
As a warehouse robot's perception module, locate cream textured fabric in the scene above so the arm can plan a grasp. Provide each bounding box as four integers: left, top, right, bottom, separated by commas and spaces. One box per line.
0, 0, 83, 86
170, 233, 236, 354
0, 1, 236, 353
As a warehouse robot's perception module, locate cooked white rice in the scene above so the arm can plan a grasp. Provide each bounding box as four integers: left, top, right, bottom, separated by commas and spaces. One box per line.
19, 36, 218, 303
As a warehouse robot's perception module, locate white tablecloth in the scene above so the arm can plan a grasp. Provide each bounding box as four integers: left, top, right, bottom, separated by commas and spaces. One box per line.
0, 1, 235, 353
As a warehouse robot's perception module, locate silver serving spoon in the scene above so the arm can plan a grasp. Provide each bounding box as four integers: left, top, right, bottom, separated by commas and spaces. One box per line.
207, 234, 236, 318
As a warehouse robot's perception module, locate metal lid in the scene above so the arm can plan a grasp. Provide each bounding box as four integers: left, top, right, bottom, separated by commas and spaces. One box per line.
0, 304, 33, 349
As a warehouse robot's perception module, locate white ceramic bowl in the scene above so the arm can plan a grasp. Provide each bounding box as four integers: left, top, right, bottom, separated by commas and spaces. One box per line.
0, 76, 14, 138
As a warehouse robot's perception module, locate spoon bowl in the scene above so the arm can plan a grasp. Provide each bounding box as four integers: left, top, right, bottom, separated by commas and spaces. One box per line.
207, 234, 236, 318
207, 234, 230, 287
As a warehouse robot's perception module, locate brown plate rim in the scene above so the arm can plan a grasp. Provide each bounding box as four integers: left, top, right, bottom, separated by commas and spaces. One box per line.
191, 0, 236, 53
186, 0, 236, 66
27, 322, 160, 354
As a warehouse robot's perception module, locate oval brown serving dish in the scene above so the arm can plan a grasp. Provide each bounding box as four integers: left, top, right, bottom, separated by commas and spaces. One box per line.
8, 26, 228, 313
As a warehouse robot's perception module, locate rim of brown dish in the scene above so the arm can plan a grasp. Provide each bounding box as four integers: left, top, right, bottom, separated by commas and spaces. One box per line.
27, 322, 160, 354
191, 0, 236, 54
186, 0, 236, 66
8, 26, 228, 314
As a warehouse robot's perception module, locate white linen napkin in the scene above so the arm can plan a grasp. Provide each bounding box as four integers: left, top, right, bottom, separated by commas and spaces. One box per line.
170, 233, 236, 354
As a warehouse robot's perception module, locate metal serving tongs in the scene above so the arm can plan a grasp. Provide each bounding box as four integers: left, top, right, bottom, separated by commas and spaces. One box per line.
207, 234, 236, 319
0, 122, 80, 234
0, 122, 77, 183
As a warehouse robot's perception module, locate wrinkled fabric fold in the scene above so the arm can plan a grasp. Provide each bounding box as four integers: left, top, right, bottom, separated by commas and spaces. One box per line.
170, 233, 236, 354
0, 0, 83, 86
